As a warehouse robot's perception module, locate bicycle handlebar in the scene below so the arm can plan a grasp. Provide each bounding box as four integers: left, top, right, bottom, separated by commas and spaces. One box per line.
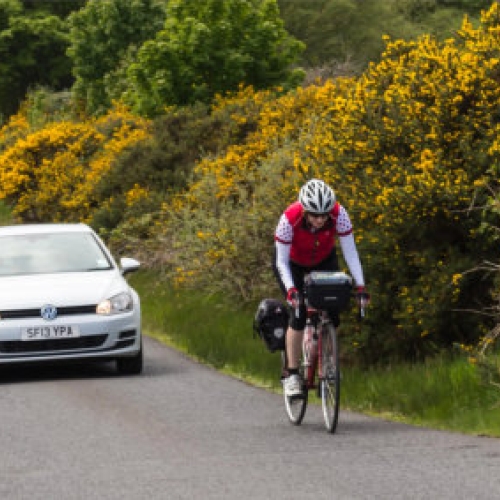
292, 293, 367, 320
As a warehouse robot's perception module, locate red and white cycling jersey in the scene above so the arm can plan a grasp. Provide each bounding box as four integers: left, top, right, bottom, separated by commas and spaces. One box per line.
274, 201, 364, 291
275, 201, 352, 266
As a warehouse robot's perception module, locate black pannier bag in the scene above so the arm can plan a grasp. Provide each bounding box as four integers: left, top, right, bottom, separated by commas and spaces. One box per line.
253, 298, 289, 352
304, 271, 353, 311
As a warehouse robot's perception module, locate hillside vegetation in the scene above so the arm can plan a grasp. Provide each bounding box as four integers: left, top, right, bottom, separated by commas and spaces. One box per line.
1, 1, 500, 372
0, 0, 491, 120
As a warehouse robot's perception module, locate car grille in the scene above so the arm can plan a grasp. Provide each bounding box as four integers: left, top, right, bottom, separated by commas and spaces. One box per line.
0, 305, 97, 320
0, 335, 108, 353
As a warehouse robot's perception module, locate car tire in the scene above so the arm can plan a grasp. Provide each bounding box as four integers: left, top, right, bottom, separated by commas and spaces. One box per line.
116, 341, 143, 375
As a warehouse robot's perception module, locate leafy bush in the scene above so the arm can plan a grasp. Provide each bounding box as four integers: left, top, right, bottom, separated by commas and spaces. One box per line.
122, 0, 305, 116
0, 105, 151, 222
0, 107, 29, 153
98, 102, 256, 260
0, 1, 73, 119
278, 0, 491, 70
155, 82, 355, 295
67, 0, 166, 116
90, 103, 243, 232
154, 4, 500, 363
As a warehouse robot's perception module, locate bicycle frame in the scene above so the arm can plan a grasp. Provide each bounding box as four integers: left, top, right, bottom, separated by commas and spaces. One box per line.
303, 308, 333, 391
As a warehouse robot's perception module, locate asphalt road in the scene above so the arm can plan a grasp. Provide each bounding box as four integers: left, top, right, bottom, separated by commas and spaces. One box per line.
0, 335, 499, 500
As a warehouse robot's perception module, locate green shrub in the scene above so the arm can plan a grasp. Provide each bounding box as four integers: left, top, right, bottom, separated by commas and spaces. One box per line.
154, 5, 500, 363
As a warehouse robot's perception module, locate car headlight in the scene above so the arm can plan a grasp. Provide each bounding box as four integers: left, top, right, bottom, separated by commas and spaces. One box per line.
97, 292, 133, 315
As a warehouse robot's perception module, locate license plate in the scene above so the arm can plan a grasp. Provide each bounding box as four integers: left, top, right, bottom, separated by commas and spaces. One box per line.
21, 325, 81, 340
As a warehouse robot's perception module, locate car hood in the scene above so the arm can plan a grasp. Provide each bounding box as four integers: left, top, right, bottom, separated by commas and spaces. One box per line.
0, 271, 129, 309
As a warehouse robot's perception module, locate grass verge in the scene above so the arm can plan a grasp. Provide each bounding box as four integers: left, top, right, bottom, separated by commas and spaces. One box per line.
130, 271, 500, 437
0, 201, 13, 225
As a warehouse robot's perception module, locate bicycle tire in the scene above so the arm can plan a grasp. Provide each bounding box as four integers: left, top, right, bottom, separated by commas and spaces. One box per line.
281, 352, 308, 425
320, 322, 340, 433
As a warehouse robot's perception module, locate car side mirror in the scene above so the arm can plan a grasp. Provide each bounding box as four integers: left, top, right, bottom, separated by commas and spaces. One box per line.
120, 257, 141, 276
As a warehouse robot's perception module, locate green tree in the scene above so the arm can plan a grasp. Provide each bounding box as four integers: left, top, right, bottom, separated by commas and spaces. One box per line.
0, 0, 72, 120
123, 0, 305, 116
278, 0, 421, 67
277, 0, 491, 69
67, 0, 166, 115
21, 0, 86, 17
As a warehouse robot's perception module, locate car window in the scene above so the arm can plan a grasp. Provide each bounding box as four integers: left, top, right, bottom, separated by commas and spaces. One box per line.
0, 232, 113, 276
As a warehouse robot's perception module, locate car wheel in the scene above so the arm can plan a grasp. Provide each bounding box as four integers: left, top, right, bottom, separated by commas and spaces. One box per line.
116, 341, 143, 375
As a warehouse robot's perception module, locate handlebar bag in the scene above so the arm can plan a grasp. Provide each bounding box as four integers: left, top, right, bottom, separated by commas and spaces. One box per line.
304, 271, 353, 311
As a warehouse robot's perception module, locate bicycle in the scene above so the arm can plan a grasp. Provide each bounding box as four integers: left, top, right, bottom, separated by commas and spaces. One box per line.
281, 271, 363, 433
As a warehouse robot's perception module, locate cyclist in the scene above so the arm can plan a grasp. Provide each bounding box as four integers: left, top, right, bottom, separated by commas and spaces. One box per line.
272, 179, 369, 396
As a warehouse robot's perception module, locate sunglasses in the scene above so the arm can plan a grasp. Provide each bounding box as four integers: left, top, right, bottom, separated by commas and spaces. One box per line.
307, 212, 329, 219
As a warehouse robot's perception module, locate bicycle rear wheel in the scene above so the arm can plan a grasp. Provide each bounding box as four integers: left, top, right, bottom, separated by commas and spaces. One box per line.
281, 352, 308, 425
320, 323, 340, 433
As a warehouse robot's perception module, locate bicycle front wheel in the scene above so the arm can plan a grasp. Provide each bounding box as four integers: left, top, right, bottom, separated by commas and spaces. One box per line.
281, 352, 308, 425
320, 323, 340, 433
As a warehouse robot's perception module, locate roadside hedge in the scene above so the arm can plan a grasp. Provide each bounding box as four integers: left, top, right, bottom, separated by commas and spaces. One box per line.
155, 4, 500, 362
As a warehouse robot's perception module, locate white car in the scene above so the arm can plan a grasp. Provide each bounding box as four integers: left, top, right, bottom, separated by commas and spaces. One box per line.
0, 223, 143, 374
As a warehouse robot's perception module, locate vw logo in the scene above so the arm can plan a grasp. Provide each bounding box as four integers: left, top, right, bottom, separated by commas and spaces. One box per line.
41, 304, 58, 321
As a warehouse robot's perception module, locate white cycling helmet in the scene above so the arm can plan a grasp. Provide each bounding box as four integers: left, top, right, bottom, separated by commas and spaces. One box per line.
299, 179, 335, 213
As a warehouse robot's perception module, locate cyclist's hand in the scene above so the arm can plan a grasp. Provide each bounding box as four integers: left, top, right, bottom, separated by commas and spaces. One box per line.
356, 286, 370, 307
286, 287, 300, 309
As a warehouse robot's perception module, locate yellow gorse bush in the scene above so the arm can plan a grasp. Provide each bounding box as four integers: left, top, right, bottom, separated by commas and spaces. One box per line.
0, 108, 29, 153
189, 84, 338, 201
161, 3, 500, 360
126, 184, 150, 207
0, 105, 151, 222
0, 121, 103, 221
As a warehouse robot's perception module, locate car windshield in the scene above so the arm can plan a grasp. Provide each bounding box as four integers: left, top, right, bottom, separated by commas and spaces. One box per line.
0, 232, 113, 276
